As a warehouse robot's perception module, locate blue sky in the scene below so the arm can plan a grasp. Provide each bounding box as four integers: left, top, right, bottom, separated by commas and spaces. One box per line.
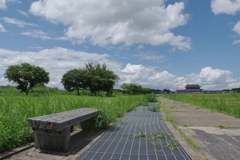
1, 0, 240, 91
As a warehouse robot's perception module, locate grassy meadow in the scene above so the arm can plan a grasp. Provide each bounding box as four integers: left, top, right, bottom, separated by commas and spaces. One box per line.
163, 94, 240, 118
0, 86, 156, 152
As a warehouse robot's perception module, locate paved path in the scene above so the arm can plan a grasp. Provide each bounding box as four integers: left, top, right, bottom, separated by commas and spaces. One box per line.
77, 105, 190, 160
160, 97, 240, 160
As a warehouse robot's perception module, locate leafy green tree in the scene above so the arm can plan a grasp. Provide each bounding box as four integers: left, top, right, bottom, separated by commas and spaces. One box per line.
85, 63, 119, 96
4, 63, 49, 95
61, 69, 88, 95
120, 83, 152, 95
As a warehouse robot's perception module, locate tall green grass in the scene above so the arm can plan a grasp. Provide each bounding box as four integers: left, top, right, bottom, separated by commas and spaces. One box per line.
163, 94, 240, 118
0, 88, 151, 152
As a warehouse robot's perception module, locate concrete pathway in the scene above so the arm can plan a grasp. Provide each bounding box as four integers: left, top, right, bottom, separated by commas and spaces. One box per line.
160, 97, 240, 160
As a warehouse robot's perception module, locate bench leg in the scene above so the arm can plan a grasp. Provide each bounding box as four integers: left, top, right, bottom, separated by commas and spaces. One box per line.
81, 117, 96, 130
34, 127, 71, 152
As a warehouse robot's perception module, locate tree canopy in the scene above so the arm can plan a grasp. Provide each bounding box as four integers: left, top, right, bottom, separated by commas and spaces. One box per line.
120, 83, 152, 95
61, 63, 119, 96
4, 63, 49, 95
61, 68, 88, 95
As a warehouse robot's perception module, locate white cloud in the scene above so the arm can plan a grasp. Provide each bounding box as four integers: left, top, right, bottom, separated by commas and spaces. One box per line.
3, 17, 36, 27
0, 47, 121, 88
233, 21, 240, 35
0, 48, 239, 90
0, 0, 6, 9
21, 30, 67, 40
30, 0, 191, 50
120, 63, 176, 88
211, 0, 240, 15
138, 52, 165, 62
0, 24, 7, 32
233, 21, 240, 44
16, 9, 29, 17
183, 67, 237, 90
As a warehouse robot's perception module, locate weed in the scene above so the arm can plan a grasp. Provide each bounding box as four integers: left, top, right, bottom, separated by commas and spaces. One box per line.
119, 118, 128, 125
165, 138, 177, 153
148, 103, 160, 112
215, 125, 228, 129
166, 115, 175, 122
182, 124, 189, 127
149, 131, 166, 140
132, 128, 146, 137
173, 124, 200, 151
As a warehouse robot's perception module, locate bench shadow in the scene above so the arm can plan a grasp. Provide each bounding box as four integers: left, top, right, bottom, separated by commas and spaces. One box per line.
38, 129, 104, 156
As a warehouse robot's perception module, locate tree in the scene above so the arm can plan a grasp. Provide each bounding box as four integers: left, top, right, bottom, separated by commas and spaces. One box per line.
4, 63, 49, 95
61, 69, 88, 95
85, 63, 119, 96
120, 83, 152, 95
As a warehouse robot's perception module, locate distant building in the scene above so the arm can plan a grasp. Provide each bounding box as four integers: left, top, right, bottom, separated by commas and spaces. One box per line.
176, 84, 203, 94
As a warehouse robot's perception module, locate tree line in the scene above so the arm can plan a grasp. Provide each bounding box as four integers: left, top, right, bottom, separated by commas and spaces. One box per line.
4, 62, 119, 96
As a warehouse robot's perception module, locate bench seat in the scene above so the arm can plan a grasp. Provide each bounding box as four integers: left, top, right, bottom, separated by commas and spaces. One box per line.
26, 108, 98, 152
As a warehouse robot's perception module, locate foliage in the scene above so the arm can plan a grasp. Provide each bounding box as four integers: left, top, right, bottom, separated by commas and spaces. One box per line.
85, 63, 119, 96
4, 63, 49, 95
145, 93, 158, 102
61, 63, 119, 96
61, 68, 88, 95
120, 83, 152, 95
164, 94, 240, 118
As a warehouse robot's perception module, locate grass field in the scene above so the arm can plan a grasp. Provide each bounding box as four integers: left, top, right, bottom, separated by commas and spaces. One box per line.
0, 86, 156, 152
163, 94, 240, 118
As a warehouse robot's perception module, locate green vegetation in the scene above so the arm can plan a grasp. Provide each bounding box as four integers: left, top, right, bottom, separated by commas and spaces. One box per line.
215, 125, 228, 129
132, 128, 146, 137
61, 63, 119, 96
164, 94, 240, 118
173, 124, 200, 151
120, 83, 152, 95
0, 86, 151, 152
182, 124, 190, 127
4, 63, 49, 95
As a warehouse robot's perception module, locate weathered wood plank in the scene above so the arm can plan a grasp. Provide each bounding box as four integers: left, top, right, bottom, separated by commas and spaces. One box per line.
26, 108, 98, 131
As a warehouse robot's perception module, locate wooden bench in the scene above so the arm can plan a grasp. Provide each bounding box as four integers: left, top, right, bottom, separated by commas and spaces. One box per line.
26, 108, 98, 152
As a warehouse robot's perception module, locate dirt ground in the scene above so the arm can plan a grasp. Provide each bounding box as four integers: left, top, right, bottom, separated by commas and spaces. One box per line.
160, 97, 240, 160
0, 129, 104, 160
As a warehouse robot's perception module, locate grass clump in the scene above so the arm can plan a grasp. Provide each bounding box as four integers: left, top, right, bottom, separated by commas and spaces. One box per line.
132, 128, 146, 137
182, 124, 189, 127
215, 125, 228, 129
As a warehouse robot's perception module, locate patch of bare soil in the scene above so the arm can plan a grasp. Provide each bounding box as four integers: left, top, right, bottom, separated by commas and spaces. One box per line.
1, 129, 104, 160
160, 97, 240, 160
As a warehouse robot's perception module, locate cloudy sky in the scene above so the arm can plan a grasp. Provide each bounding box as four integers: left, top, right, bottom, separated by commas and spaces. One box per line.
1, 0, 240, 91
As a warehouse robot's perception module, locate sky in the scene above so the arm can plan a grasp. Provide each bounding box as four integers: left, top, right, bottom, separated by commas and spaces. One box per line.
0, 0, 240, 91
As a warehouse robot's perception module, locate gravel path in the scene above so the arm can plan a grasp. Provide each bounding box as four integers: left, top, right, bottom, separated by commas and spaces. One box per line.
160, 97, 240, 160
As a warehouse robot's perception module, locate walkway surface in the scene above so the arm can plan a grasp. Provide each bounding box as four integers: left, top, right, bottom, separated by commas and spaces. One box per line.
160, 97, 240, 160
77, 104, 190, 160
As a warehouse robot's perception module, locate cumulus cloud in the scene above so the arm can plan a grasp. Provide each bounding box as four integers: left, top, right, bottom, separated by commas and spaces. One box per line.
3, 17, 36, 27
233, 21, 240, 35
211, 0, 240, 15
0, 0, 7, 9
0, 24, 7, 32
0, 48, 239, 90
120, 63, 176, 88
0, 47, 121, 88
30, 0, 191, 50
